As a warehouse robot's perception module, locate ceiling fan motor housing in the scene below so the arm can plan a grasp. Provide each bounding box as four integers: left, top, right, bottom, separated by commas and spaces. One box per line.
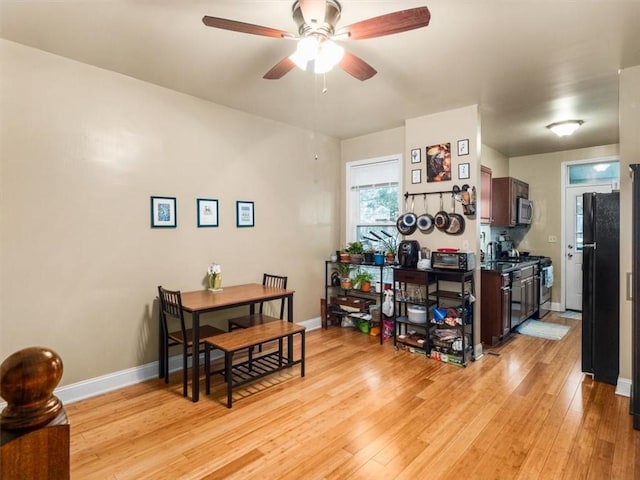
292, 0, 342, 38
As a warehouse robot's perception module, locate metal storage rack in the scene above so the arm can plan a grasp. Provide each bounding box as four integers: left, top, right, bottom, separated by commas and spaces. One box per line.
393, 267, 475, 366
324, 260, 393, 344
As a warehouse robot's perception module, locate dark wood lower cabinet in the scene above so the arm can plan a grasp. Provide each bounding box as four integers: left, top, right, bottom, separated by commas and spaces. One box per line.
481, 271, 512, 346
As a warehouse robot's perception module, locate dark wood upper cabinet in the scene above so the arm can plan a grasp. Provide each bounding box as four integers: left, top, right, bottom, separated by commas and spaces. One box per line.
480, 165, 492, 224
491, 176, 529, 227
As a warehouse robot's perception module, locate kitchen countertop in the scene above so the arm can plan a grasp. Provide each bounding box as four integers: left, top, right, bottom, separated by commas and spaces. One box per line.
481, 259, 539, 273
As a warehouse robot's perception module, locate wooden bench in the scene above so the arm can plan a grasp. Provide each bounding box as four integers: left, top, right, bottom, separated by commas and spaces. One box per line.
202, 319, 305, 408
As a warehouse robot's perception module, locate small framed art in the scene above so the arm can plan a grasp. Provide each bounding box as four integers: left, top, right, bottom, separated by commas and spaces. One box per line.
236, 200, 255, 228
197, 198, 219, 227
458, 163, 471, 180
411, 169, 422, 184
150, 196, 177, 228
457, 138, 470, 156
410, 148, 421, 164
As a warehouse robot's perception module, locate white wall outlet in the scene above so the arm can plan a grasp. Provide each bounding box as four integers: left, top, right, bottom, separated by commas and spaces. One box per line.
548, 235, 557, 243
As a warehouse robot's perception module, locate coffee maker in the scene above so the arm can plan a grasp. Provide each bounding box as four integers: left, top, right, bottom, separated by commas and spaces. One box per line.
398, 240, 420, 268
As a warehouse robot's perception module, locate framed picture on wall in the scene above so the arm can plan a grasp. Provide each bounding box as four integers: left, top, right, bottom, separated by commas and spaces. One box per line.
457, 138, 470, 156
150, 196, 177, 228
197, 198, 219, 227
410, 148, 421, 164
236, 200, 255, 228
458, 163, 470, 180
426, 143, 452, 182
411, 168, 422, 184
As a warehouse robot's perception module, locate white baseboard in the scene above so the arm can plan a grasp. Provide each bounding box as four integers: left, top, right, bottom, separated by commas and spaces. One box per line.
0, 318, 323, 408
616, 377, 631, 397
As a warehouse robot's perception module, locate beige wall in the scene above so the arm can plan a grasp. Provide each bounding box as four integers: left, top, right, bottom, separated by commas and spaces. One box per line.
0, 40, 341, 385
619, 65, 640, 381
509, 144, 619, 305
480, 144, 509, 178
405, 106, 481, 347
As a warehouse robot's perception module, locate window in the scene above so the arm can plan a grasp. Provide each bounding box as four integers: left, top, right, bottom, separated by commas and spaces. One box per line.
346, 156, 401, 250
568, 161, 619, 185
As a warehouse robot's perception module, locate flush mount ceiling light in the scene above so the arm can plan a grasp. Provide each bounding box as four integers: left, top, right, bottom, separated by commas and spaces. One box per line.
546, 120, 584, 137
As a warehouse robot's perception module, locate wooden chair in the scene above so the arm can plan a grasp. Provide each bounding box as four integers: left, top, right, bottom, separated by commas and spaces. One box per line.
228, 274, 288, 330
157, 286, 225, 397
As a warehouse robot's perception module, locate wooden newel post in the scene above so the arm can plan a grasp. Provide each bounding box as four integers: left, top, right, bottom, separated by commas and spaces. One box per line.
0, 347, 69, 480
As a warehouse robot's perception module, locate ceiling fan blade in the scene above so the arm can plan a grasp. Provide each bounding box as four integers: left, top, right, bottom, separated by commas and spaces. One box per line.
341, 6, 431, 40
338, 51, 377, 81
202, 16, 293, 39
263, 57, 296, 80
298, 0, 327, 27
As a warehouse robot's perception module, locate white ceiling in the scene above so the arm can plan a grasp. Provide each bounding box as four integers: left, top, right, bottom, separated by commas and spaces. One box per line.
1, 0, 639, 157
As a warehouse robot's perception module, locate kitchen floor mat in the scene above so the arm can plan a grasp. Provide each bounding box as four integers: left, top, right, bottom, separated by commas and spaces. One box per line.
557, 310, 582, 320
516, 319, 570, 340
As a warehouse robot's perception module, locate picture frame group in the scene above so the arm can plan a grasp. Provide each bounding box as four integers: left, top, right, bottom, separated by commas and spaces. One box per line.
150, 196, 255, 228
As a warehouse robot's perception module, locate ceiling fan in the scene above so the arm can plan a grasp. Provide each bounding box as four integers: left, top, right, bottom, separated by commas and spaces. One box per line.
202, 1, 430, 81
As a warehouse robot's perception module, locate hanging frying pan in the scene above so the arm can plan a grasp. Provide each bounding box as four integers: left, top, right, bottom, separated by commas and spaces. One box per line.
417, 194, 434, 233
445, 194, 466, 235
434, 193, 450, 231
401, 196, 417, 228
396, 196, 417, 235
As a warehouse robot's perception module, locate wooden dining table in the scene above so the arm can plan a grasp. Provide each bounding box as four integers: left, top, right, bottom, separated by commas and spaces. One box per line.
159, 283, 294, 402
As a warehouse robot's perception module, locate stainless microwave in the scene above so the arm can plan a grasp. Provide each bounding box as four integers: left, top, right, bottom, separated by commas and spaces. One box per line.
431, 251, 475, 271
517, 198, 533, 224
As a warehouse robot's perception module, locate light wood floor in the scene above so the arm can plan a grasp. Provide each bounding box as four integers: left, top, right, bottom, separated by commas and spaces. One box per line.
66, 313, 640, 479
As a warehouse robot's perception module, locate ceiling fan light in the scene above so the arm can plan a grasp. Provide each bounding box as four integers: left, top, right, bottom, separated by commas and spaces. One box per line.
546, 120, 584, 137
290, 36, 343, 74
314, 40, 344, 73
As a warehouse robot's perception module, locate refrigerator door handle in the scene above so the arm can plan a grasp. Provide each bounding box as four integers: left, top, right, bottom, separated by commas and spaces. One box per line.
628, 272, 633, 301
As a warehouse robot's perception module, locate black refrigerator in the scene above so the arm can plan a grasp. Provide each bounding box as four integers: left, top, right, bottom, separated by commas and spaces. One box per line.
581, 191, 619, 385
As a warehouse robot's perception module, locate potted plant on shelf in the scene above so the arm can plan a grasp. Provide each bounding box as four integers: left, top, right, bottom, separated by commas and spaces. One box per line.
380, 233, 398, 264
333, 263, 353, 289
339, 249, 350, 263
346, 241, 364, 264
363, 245, 375, 264
353, 269, 374, 292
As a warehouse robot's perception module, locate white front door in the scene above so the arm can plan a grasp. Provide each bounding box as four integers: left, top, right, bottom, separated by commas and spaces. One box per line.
564, 184, 612, 310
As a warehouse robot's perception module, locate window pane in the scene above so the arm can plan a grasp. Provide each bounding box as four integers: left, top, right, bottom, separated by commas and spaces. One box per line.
568, 162, 619, 185
575, 195, 583, 251
357, 185, 398, 224
347, 157, 400, 245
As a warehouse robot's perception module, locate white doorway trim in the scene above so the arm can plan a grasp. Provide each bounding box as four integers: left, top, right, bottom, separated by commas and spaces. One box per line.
560, 155, 619, 312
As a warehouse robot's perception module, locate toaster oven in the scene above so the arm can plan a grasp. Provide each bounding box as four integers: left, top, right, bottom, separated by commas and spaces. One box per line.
431, 251, 476, 271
